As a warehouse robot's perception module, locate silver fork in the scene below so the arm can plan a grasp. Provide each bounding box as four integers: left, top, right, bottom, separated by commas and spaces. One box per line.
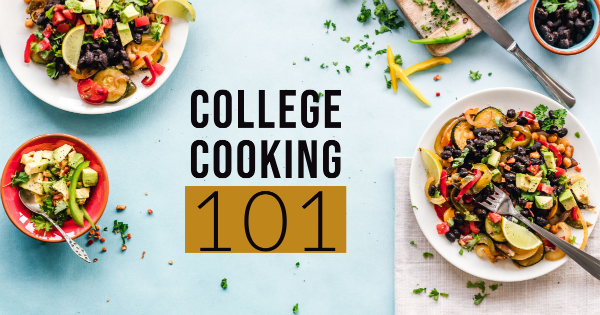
481, 185, 600, 279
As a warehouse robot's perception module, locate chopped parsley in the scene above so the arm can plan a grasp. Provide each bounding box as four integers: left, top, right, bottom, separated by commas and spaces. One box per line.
104, 227, 108, 231
413, 287, 426, 294
489, 284, 499, 291
332, 61, 339, 66
324, 20, 332, 32
113, 220, 129, 246
575, 132, 580, 138
353, 43, 372, 51
428, 288, 448, 301
373, 0, 405, 30
410, 241, 417, 246
384, 75, 392, 89
345, 65, 351, 73
332, 23, 337, 31
365, 62, 371, 67
320, 63, 325, 68
467, 280, 486, 293
533, 104, 567, 131
337, 70, 341, 74
9, 171, 29, 187
375, 25, 390, 35
318, 92, 324, 102
521, 191, 540, 202
292, 303, 298, 314
488, 72, 492, 76
221, 278, 228, 289
459, 248, 464, 255
304, 56, 310, 61
296, 262, 300, 267
413, 0, 426, 5
364, 34, 370, 38
569, 236, 577, 245
411, 205, 418, 210
474, 293, 490, 305
375, 48, 387, 55
423, 252, 434, 258
469, 70, 482, 80
357, 1, 372, 22
293, 62, 296, 65
340, 36, 351, 43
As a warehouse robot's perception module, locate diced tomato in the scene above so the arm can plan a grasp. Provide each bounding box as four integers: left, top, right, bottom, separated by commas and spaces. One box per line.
469, 221, 480, 234
527, 165, 539, 174
61, 9, 74, 20
571, 207, 579, 221
457, 225, 471, 236
434, 204, 446, 221
161, 15, 170, 25
135, 16, 150, 27
554, 167, 566, 177
436, 222, 450, 234
525, 202, 533, 209
518, 111, 536, 124
459, 234, 473, 246
93, 26, 106, 40
53, 4, 65, 11
42, 24, 53, 38
463, 194, 474, 203
77, 78, 109, 105
52, 10, 66, 26
103, 18, 113, 29
56, 23, 70, 34
153, 62, 165, 75
537, 183, 554, 194
488, 212, 502, 224
39, 38, 51, 51
543, 239, 556, 249
516, 134, 525, 142
76, 18, 85, 26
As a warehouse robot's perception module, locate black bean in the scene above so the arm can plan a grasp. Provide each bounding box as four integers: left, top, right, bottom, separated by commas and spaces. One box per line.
489, 128, 501, 136
91, 43, 101, 50
504, 172, 516, 182
459, 169, 469, 177
557, 128, 568, 138
474, 139, 486, 148
466, 139, 474, 146
576, 33, 584, 43
480, 148, 490, 156
453, 216, 465, 227
575, 19, 587, 34
464, 160, 474, 169
529, 141, 542, 152
473, 127, 488, 137
576, 0, 585, 10
445, 232, 457, 243
516, 146, 526, 156
441, 151, 452, 160
581, 10, 591, 21
506, 183, 517, 193
452, 228, 462, 238
517, 116, 528, 126
554, 185, 564, 196
120, 49, 128, 60
98, 53, 108, 69
144, 1, 155, 13
585, 19, 594, 28
536, 7, 548, 20
571, 158, 579, 167
106, 48, 115, 60
122, 59, 131, 69
535, 216, 548, 226
84, 50, 94, 64
568, 9, 580, 20
558, 28, 571, 39
559, 38, 573, 48
133, 32, 143, 45
444, 145, 453, 151
505, 109, 516, 118
428, 185, 436, 197
452, 149, 462, 158
520, 210, 531, 218
517, 155, 530, 165
500, 126, 512, 134
554, 6, 564, 19
475, 208, 488, 220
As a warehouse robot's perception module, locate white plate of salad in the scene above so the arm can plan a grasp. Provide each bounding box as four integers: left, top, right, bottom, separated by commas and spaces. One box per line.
0, 0, 193, 114
409, 87, 600, 282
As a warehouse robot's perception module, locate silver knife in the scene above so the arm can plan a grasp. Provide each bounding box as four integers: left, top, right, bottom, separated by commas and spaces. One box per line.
453, 0, 576, 108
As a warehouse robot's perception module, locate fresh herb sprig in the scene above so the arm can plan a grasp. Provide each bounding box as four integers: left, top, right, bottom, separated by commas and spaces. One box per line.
113, 220, 129, 245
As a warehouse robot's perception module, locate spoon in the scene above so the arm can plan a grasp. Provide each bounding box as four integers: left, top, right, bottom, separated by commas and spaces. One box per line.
19, 190, 91, 263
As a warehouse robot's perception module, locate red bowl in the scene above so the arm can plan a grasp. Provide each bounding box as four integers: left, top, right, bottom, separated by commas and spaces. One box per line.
1, 134, 109, 242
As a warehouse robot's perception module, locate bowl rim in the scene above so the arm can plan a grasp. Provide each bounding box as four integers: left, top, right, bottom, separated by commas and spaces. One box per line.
0, 133, 109, 242
529, 0, 600, 55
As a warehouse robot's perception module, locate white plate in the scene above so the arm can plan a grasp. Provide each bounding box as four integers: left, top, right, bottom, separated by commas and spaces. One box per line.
0, 2, 188, 114
409, 87, 600, 282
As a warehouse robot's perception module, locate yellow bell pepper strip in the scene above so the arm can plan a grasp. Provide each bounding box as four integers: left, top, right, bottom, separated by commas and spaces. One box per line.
386, 46, 398, 93
403, 57, 452, 76
391, 64, 431, 106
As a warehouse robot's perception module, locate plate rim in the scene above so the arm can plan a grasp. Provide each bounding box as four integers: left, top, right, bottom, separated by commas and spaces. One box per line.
408, 87, 600, 282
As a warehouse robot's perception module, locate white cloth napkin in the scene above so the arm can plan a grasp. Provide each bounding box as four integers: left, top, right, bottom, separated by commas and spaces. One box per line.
394, 157, 600, 314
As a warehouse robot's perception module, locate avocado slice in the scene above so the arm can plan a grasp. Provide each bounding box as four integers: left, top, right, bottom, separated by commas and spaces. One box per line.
65, 0, 83, 13
559, 189, 577, 210
53, 144, 73, 163
503, 136, 515, 149
116, 22, 133, 46
68, 153, 84, 169
486, 149, 501, 168
98, 0, 113, 14
82, 13, 97, 25
52, 178, 69, 200
543, 151, 556, 170
81, 0, 96, 13
535, 196, 554, 209
19, 177, 44, 195
571, 180, 589, 204
120, 4, 139, 23
82, 168, 98, 187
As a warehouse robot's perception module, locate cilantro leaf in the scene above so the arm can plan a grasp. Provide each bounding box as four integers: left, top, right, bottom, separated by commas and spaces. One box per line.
337, 70, 340, 74
488, 72, 492, 76
410, 241, 417, 246
467, 280, 486, 293
318, 92, 324, 102
320, 63, 325, 68
46, 62, 58, 79
340, 36, 351, 43
412, 205, 418, 210
521, 191, 540, 202
221, 278, 227, 289
575, 132, 580, 138
296, 262, 300, 267
31, 216, 53, 232
413, 287, 426, 294
384, 75, 391, 89
533, 104, 548, 121
375, 48, 387, 55
564, 0, 578, 11
113, 220, 129, 246
459, 248, 464, 255
413, 0, 426, 5
569, 236, 576, 245
332, 61, 338, 66
489, 284, 499, 291
423, 252, 434, 258
375, 25, 390, 35
429, 288, 440, 301
474, 293, 490, 305
452, 148, 470, 168
364, 34, 370, 38
292, 303, 298, 314
440, 293, 449, 298
345, 65, 351, 73
365, 62, 371, 67
304, 56, 310, 61
324, 20, 332, 32
357, 1, 372, 22
469, 70, 482, 80
542, 0, 560, 13
462, 234, 481, 252
10, 171, 29, 187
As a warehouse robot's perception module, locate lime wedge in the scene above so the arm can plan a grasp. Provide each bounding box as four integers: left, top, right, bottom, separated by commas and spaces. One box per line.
502, 218, 542, 251
152, 0, 196, 22
419, 148, 443, 185
62, 24, 85, 71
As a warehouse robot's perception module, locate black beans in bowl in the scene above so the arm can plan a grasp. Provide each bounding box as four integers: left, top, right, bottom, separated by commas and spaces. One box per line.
535, 0, 595, 49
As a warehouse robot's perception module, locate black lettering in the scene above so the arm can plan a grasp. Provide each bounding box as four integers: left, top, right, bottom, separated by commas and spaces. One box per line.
261, 140, 281, 178
237, 90, 254, 128
279, 90, 296, 128
325, 90, 341, 128
214, 140, 232, 178
285, 140, 292, 179
259, 90, 275, 128
298, 140, 317, 178
237, 140, 255, 178
191, 90, 209, 128
323, 140, 341, 178
191, 140, 209, 178
214, 90, 232, 128
301, 90, 319, 128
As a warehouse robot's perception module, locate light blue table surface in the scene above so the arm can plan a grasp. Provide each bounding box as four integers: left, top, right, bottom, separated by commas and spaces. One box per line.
2, 0, 600, 314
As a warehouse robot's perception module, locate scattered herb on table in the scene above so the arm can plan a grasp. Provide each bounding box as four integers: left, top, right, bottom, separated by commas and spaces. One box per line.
410, 241, 417, 246
384, 75, 392, 88
375, 48, 387, 55
340, 36, 351, 43
428, 288, 448, 301
304, 56, 310, 61
473, 293, 490, 305
293, 303, 299, 314
366, 62, 371, 67
489, 284, 499, 291
296, 262, 300, 267
357, 1, 372, 22
353, 43, 372, 51
320, 63, 325, 68
411, 205, 418, 210
337, 70, 341, 74
364, 34, 370, 38
375, 25, 391, 35
467, 280, 486, 293
345, 65, 351, 73
469, 70, 482, 80
318, 92, 324, 102
423, 252, 434, 258
324, 20, 332, 32
332, 61, 339, 66
221, 278, 228, 289
459, 248, 464, 255
113, 220, 129, 246
293, 62, 296, 65
488, 72, 492, 76
575, 132, 580, 138
413, 287, 426, 294
332, 23, 337, 31
103, 227, 108, 231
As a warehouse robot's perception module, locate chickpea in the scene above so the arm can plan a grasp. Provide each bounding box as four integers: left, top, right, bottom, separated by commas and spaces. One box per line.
128, 54, 137, 62
531, 132, 539, 140
557, 144, 565, 153
557, 138, 570, 147
547, 134, 558, 143
531, 121, 541, 131
25, 19, 34, 28
563, 157, 572, 168
467, 131, 475, 140
564, 145, 573, 158
530, 152, 541, 159
498, 146, 507, 152
550, 225, 559, 234
539, 134, 547, 142
511, 130, 520, 138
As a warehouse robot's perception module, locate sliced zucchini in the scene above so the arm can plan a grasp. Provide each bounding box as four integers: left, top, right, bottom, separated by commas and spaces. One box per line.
93, 68, 130, 103
451, 120, 473, 150
485, 216, 506, 242
514, 243, 544, 267
30, 51, 53, 65
474, 107, 504, 130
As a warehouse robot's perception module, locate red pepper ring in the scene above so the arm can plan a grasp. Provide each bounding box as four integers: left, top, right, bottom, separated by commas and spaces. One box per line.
534, 140, 562, 166
141, 55, 157, 87
455, 169, 482, 201
440, 170, 447, 199
518, 111, 536, 124
24, 34, 37, 63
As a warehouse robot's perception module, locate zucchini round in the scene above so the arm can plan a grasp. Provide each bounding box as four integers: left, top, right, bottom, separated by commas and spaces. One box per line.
93, 68, 130, 103
30, 51, 53, 65
474, 107, 504, 130
514, 243, 544, 267
485, 216, 507, 242
451, 120, 473, 150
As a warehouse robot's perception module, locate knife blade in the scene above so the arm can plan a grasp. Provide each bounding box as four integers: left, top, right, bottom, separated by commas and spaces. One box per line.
453, 0, 516, 50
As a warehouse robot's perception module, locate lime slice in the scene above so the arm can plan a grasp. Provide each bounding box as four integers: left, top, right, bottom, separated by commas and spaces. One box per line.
419, 148, 443, 185
62, 24, 85, 71
153, 0, 196, 22
502, 218, 542, 251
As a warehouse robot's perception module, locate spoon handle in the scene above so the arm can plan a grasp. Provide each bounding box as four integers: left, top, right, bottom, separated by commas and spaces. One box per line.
39, 212, 91, 263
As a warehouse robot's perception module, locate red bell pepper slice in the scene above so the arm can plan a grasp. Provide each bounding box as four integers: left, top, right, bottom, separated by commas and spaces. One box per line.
135, 16, 150, 27
436, 222, 450, 234
52, 11, 66, 26
518, 111, 536, 124
488, 212, 502, 224
42, 24, 53, 38
469, 221, 480, 234
61, 9, 74, 20
542, 239, 556, 249
161, 16, 170, 25
434, 204, 446, 221
39, 38, 51, 51
571, 207, 579, 221
527, 164, 539, 175
24, 34, 37, 63
455, 169, 482, 201
141, 55, 158, 87
439, 170, 447, 199
554, 167, 566, 178
515, 134, 525, 141
535, 140, 562, 166
153, 62, 165, 75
